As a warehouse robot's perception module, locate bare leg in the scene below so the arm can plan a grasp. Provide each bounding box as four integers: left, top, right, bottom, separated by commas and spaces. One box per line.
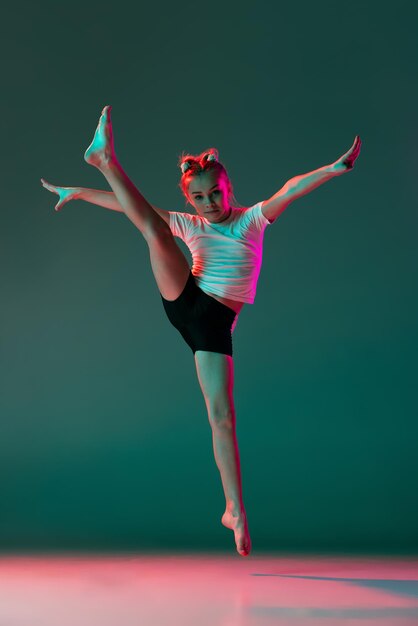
212, 420, 252, 558
194, 350, 252, 557
84, 105, 165, 236
211, 419, 244, 513
83, 106, 190, 300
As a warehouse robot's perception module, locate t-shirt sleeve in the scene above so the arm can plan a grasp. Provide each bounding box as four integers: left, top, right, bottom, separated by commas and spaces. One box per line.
168, 211, 193, 241
241, 201, 272, 232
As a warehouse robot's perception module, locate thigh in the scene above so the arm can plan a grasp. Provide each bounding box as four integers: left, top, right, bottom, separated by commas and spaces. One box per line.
190, 295, 236, 357
194, 350, 235, 417
146, 227, 191, 301
161, 277, 236, 358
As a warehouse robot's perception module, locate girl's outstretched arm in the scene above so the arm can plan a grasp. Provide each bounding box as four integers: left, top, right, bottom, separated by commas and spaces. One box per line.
289, 135, 362, 195
41, 179, 121, 212
261, 135, 362, 223
40, 179, 169, 224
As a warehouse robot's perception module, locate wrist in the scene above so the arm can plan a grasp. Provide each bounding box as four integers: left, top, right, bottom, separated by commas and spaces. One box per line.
73, 187, 84, 200
328, 162, 346, 177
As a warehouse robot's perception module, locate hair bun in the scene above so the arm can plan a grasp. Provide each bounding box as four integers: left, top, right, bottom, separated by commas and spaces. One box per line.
180, 160, 192, 174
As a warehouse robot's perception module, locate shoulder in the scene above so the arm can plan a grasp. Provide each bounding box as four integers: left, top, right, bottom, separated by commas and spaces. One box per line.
241, 201, 274, 227
259, 201, 275, 224
168, 210, 197, 224
168, 210, 202, 239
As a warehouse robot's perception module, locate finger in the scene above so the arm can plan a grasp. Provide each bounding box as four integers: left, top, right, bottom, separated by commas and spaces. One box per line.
102, 104, 112, 123
41, 178, 55, 190
345, 137, 357, 156
345, 148, 360, 168
352, 136, 361, 158
348, 136, 360, 159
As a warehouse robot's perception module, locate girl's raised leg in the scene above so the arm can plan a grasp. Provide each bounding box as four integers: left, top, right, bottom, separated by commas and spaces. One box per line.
84, 106, 190, 301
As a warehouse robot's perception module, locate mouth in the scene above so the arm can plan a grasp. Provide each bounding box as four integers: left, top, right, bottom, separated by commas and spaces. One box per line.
205, 210, 218, 214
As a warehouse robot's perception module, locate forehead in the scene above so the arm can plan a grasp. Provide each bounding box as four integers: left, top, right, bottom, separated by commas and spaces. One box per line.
188, 171, 226, 193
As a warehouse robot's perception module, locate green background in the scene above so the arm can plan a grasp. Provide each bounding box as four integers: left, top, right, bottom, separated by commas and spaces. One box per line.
1, 0, 417, 553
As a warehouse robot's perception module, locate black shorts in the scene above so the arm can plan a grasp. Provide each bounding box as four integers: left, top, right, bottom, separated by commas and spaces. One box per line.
160, 270, 237, 356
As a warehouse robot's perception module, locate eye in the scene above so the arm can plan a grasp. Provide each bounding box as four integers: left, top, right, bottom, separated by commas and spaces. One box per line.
194, 189, 220, 201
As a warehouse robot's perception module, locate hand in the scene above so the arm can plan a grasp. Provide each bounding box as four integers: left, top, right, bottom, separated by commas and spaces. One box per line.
40, 178, 80, 211
331, 135, 362, 175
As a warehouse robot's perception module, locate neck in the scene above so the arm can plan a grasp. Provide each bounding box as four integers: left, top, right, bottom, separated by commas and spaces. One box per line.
217, 207, 232, 223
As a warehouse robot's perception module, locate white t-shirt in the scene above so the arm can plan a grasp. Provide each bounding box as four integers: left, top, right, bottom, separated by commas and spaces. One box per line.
168, 201, 272, 304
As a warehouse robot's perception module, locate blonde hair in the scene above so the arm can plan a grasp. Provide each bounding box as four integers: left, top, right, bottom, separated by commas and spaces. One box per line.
178, 148, 243, 208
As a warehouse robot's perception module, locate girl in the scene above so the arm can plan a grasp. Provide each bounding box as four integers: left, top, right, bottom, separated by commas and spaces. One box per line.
41, 106, 361, 557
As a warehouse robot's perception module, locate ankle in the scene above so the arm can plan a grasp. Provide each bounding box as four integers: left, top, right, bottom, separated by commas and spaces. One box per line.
226, 502, 245, 516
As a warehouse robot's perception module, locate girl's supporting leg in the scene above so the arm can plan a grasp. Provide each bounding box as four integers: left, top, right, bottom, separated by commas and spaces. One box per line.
194, 350, 252, 557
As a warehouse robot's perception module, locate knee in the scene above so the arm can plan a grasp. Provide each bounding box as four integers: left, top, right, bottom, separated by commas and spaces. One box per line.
208, 405, 235, 429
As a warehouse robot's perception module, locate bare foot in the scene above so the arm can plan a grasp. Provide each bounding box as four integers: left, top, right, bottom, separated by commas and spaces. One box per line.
221, 508, 252, 557
84, 105, 115, 168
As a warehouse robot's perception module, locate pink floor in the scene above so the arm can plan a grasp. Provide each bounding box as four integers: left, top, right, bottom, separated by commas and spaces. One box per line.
0, 553, 417, 625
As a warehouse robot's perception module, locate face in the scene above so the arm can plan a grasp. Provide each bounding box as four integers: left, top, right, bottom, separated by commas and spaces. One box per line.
187, 171, 231, 221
